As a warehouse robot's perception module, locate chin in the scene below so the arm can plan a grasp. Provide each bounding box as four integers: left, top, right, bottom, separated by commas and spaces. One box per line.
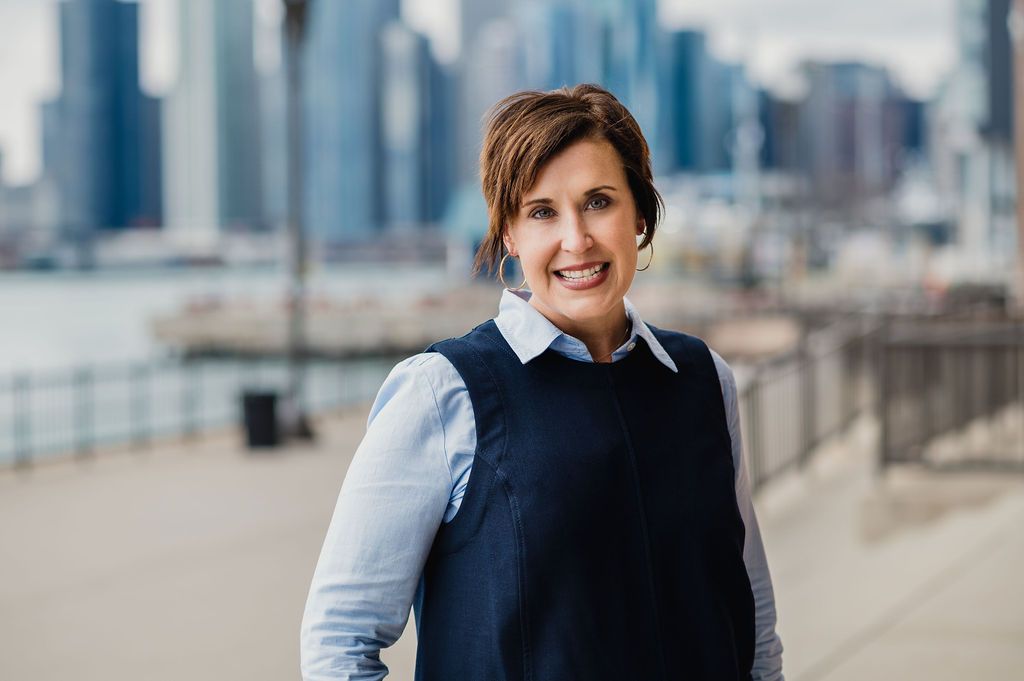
551, 290, 621, 319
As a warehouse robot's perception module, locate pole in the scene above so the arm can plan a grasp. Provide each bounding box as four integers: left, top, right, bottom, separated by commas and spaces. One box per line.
1011, 0, 1024, 313
283, 0, 313, 439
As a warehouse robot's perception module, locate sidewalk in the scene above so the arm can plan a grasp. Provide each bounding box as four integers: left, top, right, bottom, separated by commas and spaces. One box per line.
759, 416, 1024, 681
0, 408, 1021, 680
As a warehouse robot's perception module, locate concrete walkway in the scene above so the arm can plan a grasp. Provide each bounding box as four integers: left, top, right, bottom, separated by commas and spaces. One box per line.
1, 409, 1021, 680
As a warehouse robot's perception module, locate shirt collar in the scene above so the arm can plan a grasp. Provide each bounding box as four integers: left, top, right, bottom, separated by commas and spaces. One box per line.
492, 288, 679, 373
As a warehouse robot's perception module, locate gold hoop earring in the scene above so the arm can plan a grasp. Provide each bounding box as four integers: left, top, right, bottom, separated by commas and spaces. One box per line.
498, 252, 528, 290
636, 241, 654, 272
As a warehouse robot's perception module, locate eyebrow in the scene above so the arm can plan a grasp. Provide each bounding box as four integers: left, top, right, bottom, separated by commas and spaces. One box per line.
521, 185, 618, 208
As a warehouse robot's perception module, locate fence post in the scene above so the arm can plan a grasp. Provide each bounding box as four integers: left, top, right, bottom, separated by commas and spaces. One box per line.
13, 373, 31, 468
1018, 324, 1024, 466
800, 332, 816, 466
75, 367, 94, 458
193, 361, 203, 436
132, 363, 150, 450
748, 370, 763, 491
183, 361, 199, 441
875, 317, 890, 474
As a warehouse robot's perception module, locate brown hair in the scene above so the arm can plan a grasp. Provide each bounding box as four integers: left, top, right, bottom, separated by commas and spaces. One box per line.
473, 83, 663, 277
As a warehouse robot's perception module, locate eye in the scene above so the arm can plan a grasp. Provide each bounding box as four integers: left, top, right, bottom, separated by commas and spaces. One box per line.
586, 196, 610, 210
529, 206, 554, 220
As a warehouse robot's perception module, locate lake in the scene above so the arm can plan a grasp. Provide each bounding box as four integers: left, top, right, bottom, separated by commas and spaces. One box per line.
0, 264, 453, 375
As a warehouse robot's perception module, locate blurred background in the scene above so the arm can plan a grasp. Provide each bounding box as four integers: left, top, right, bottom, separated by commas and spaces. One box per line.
0, 1, 1022, 680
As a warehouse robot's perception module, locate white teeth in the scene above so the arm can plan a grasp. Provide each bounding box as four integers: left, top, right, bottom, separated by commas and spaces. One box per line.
558, 264, 604, 280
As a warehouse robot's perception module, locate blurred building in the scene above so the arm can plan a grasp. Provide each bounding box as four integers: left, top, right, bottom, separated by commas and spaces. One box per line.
304, 0, 400, 243
44, 0, 162, 263
0, 116, 60, 263
664, 30, 747, 175
796, 61, 917, 220
451, 0, 671, 196
0, 152, 60, 264
982, 0, 1017, 258
595, 0, 663, 169
379, 21, 455, 230
457, 18, 525, 189
516, 0, 601, 90
460, 0, 510, 61
759, 90, 801, 172
985, 0, 1015, 142
259, 63, 287, 232
456, 0, 520, 185
930, 0, 1016, 269
163, 0, 264, 253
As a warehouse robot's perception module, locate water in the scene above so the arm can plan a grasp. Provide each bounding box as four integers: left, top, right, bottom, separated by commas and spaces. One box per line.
0, 264, 453, 463
0, 264, 452, 375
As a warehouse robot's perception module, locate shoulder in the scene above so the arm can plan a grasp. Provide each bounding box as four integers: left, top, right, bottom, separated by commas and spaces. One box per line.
647, 325, 732, 384
389, 351, 462, 378
369, 352, 467, 424
428, 319, 516, 363
647, 324, 735, 402
707, 346, 737, 398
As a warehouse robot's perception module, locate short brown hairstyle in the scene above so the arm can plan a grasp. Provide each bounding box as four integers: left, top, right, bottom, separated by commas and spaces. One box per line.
473, 83, 663, 277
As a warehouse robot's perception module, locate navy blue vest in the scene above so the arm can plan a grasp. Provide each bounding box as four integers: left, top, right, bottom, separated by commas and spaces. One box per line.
416, 320, 754, 680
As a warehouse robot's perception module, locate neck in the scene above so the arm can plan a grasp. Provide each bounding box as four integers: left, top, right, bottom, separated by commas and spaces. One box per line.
582, 317, 631, 363
528, 297, 631, 364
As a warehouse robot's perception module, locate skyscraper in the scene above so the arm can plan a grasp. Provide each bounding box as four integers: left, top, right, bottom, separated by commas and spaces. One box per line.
49, 0, 161, 248
459, 18, 525, 185
259, 63, 287, 231
797, 62, 907, 213
984, 0, 1014, 142
592, 0, 662, 166
664, 30, 748, 175
516, 1, 589, 91
163, 0, 263, 250
666, 30, 710, 172
930, 0, 1016, 260
304, 0, 401, 242
460, 0, 511, 64
455, 0, 518, 184
380, 21, 454, 229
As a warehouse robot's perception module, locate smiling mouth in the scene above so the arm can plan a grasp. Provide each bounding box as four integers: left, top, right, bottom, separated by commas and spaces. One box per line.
554, 262, 610, 281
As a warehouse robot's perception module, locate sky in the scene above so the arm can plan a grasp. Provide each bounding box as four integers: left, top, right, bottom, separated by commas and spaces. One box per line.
0, 0, 956, 186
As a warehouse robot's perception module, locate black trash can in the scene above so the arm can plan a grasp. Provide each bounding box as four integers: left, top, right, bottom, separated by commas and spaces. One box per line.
242, 390, 280, 448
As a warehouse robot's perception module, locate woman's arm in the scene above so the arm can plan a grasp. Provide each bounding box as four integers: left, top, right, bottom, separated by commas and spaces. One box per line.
299, 354, 459, 681
711, 350, 786, 681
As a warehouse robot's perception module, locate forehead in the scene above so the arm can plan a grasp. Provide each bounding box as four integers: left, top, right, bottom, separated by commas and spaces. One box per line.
524, 137, 626, 198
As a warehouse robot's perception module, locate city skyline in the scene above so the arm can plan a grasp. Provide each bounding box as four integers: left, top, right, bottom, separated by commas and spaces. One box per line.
0, 0, 955, 185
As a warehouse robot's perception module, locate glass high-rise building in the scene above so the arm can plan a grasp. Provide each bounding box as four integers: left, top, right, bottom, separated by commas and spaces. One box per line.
163, 0, 264, 250
51, 0, 161, 242
983, 0, 1013, 142
304, 0, 400, 243
593, 0, 661, 162
380, 21, 454, 229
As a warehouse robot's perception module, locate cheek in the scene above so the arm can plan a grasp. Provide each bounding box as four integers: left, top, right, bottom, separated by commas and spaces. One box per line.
518, 246, 552, 280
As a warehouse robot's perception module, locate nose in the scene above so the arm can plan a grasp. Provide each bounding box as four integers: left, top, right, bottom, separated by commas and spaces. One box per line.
560, 209, 592, 254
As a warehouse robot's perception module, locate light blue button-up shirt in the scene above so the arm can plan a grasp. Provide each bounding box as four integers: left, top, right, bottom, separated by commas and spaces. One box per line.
301, 289, 784, 680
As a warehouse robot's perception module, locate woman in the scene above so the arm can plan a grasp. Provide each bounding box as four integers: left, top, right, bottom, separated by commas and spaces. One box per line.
301, 84, 784, 681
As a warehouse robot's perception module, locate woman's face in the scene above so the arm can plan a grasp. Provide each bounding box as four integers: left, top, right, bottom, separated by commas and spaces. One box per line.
504, 136, 644, 336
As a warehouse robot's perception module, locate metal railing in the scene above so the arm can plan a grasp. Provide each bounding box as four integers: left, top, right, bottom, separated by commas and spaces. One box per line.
878, 319, 1024, 471
738, 317, 879, 491
0, 356, 399, 467
2, 315, 890, 480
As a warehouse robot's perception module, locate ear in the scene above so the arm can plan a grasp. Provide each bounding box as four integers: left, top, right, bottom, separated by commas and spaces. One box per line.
503, 232, 517, 257
636, 218, 646, 237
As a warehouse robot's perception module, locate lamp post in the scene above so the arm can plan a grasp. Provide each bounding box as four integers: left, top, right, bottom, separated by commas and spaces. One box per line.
282, 0, 313, 438
1011, 0, 1024, 313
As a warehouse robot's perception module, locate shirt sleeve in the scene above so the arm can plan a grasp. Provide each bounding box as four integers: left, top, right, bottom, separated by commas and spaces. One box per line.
711, 349, 786, 681
299, 353, 457, 681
